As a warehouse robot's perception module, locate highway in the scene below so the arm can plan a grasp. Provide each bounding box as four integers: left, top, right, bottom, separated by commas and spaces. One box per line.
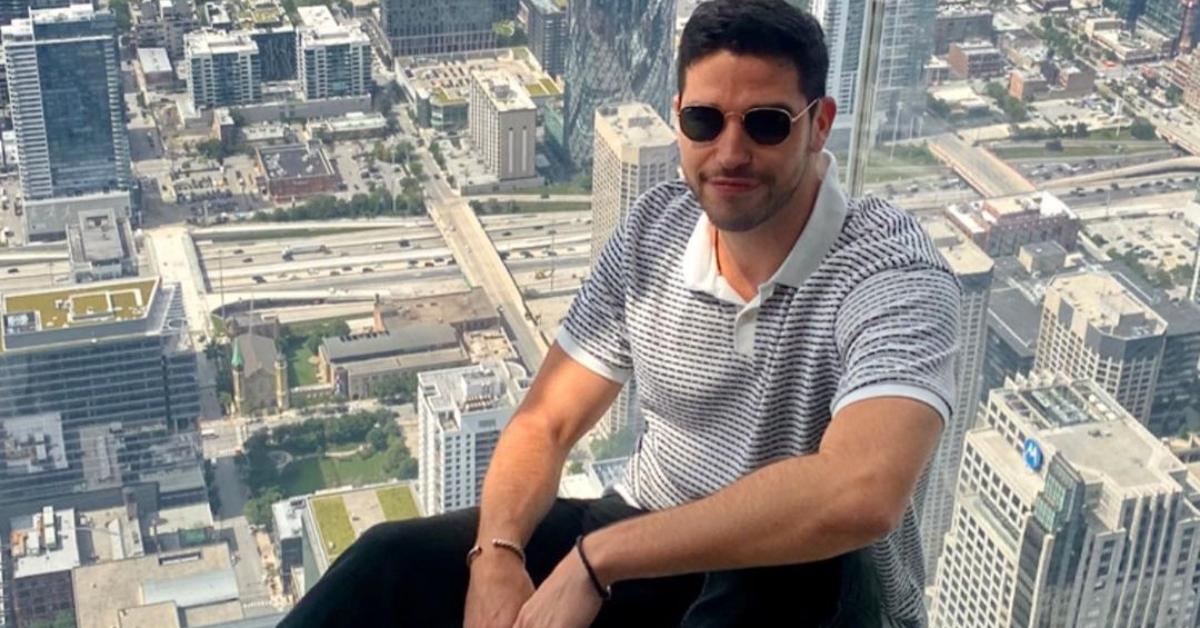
928, 133, 1037, 197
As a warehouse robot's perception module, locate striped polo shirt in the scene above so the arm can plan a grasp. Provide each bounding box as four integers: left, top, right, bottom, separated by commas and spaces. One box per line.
558, 152, 961, 627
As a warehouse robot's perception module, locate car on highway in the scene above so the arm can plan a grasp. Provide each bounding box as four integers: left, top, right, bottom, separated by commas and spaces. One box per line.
242, 257, 254, 263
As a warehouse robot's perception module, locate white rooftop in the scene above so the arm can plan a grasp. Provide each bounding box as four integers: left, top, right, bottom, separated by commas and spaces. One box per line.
10, 507, 81, 579
595, 102, 676, 150
473, 68, 537, 113
138, 47, 172, 75
186, 30, 258, 57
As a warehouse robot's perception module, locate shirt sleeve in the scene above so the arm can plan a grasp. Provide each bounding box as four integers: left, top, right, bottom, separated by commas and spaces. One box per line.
830, 266, 962, 425
556, 207, 634, 384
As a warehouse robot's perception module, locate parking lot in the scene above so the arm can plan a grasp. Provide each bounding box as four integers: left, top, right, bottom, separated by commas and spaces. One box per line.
1087, 214, 1199, 289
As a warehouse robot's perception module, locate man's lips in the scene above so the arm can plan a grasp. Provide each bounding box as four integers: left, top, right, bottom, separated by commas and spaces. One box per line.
706, 177, 760, 192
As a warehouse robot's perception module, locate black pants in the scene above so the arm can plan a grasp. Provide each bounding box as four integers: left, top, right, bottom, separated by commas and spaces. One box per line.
281, 493, 876, 628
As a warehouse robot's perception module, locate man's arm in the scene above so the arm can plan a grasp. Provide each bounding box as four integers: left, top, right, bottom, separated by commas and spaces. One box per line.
474, 343, 623, 550
585, 396, 942, 583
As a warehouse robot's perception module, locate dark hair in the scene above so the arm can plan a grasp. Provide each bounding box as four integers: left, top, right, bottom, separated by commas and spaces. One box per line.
677, 0, 828, 110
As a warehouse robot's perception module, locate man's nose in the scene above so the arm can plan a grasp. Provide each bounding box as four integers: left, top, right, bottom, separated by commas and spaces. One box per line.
714, 118, 752, 171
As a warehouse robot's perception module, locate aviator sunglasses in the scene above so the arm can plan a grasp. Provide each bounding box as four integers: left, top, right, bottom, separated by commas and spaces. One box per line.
678, 98, 820, 146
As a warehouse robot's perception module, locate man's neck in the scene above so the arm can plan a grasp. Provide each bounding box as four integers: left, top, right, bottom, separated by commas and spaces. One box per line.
715, 176, 821, 301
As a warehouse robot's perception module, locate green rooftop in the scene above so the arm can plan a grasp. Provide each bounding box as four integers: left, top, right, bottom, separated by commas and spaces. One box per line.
3, 278, 157, 333
312, 496, 355, 561
376, 485, 419, 521
312, 484, 420, 563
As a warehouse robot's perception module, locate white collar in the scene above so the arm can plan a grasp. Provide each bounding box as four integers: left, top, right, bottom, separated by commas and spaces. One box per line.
681, 149, 849, 302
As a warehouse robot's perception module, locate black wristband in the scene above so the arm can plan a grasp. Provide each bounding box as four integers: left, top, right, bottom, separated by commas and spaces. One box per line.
575, 535, 613, 601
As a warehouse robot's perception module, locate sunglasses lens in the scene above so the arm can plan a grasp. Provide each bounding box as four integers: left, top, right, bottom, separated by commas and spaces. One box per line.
679, 107, 724, 142
743, 109, 793, 146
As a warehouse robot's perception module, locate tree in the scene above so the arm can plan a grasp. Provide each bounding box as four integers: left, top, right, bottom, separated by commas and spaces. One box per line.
1073, 121, 1089, 138
383, 439, 418, 479
110, 0, 132, 32
374, 373, 417, 404
366, 426, 389, 453
244, 487, 282, 530
1130, 117, 1157, 140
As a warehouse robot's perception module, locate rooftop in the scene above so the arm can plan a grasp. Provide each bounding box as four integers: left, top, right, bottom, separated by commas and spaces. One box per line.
985, 374, 1188, 499
308, 483, 421, 565
298, 7, 368, 48
399, 47, 559, 107
946, 192, 1076, 236
418, 359, 530, 428
67, 208, 134, 265
988, 286, 1041, 357
1049, 271, 1168, 340
9, 507, 80, 579
377, 288, 497, 330
1, 277, 158, 344
473, 68, 536, 113
2, 412, 68, 476
233, 332, 279, 377
322, 323, 460, 363
919, 214, 994, 277
137, 47, 172, 75
185, 30, 259, 58
272, 497, 306, 541
73, 544, 237, 628
595, 102, 676, 153
258, 144, 335, 181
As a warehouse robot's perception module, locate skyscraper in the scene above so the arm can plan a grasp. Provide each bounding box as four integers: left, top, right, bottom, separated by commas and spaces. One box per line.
589, 102, 677, 438
3, 4, 131, 202
929, 372, 1200, 627
1034, 271, 1167, 425
380, 0, 497, 57
808, 0, 867, 148
296, 6, 370, 100
0, 278, 203, 512
417, 360, 530, 515
915, 217, 995, 588
185, 30, 262, 110
520, 0, 567, 78
563, 0, 675, 165
873, 0, 936, 142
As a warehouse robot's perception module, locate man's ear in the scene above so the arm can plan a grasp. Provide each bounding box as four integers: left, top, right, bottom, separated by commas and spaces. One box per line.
811, 97, 837, 153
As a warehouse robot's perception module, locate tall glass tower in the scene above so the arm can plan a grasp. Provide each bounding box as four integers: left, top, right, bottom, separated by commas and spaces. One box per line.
2, 4, 131, 201
563, 0, 676, 166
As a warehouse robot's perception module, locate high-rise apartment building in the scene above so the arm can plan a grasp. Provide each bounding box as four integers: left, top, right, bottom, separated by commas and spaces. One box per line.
930, 372, 1200, 627
915, 217, 995, 588
296, 6, 370, 100
185, 30, 261, 110
469, 69, 538, 182
589, 102, 677, 438
417, 360, 530, 515
1034, 271, 1167, 425
3, 5, 131, 202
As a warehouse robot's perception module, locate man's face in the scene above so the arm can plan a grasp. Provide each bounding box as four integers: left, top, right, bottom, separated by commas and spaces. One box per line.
675, 51, 828, 233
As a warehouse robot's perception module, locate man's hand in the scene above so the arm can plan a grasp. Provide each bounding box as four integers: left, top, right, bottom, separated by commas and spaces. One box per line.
464, 552, 535, 628
513, 546, 603, 628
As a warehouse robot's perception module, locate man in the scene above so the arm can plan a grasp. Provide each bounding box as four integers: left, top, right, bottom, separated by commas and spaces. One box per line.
282, 1, 960, 626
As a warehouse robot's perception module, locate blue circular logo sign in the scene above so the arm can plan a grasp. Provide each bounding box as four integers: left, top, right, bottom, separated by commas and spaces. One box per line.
1023, 438, 1044, 472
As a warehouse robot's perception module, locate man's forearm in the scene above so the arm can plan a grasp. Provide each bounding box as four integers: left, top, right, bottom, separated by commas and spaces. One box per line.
586, 452, 895, 585
475, 417, 572, 547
